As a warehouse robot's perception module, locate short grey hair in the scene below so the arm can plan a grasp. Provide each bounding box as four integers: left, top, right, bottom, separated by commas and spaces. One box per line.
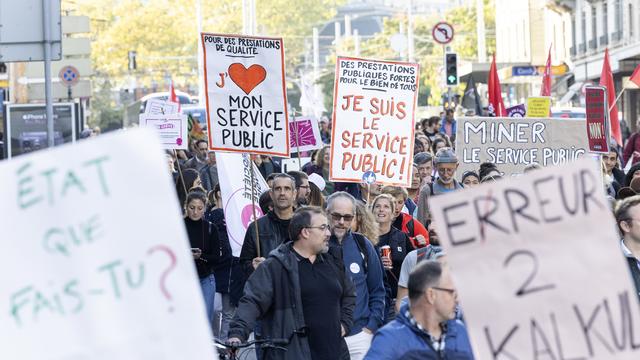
326, 191, 356, 214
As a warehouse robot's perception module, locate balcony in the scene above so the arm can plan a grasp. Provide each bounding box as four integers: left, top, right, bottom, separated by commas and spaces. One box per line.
579, 43, 586, 53
612, 31, 622, 42
599, 35, 608, 46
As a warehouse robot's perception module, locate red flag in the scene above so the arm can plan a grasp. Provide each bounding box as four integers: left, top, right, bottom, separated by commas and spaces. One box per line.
540, 45, 552, 96
630, 64, 640, 87
169, 80, 181, 112
488, 54, 506, 117
600, 48, 622, 146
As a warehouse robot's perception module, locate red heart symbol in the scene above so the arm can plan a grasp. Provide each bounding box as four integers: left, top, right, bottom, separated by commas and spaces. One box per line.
228, 63, 267, 95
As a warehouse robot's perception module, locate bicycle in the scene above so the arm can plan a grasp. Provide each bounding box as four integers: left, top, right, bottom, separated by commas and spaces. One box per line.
213, 337, 289, 360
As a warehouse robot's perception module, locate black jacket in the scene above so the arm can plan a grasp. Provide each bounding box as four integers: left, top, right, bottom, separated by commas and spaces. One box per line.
229, 242, 356, 360
240, 211, 291, 276
184, 218, 220, 279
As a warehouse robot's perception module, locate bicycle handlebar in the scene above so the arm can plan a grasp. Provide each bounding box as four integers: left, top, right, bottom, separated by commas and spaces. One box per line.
214, 337, 289, 350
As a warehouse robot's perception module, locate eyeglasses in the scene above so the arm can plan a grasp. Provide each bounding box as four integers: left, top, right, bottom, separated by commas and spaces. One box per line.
431, 286, 456, 295
330, 212, 354, 222
306, 224, 330, 231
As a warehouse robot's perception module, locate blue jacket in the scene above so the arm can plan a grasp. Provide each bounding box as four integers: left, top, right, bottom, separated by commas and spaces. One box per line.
439, 119, 457, 138
330, 231, 386, 335
365, 304, 474, 360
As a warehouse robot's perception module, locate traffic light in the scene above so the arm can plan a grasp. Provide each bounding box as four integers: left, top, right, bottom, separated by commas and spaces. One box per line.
128, 51, 137, 70
445, 53, 458, 86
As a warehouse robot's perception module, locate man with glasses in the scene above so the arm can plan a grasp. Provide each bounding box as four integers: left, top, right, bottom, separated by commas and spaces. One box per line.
229, 206, 355, 359
327, 192, 385, 360
184, 139, 209, 172
364, 261, 474, 359
417, 148, 463, 226
614, 195, 640, 300
287, 170, 311, 206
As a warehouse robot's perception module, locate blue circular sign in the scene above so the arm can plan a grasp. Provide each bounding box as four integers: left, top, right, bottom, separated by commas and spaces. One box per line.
59, 66, 80, 87
362, 171, 376, 185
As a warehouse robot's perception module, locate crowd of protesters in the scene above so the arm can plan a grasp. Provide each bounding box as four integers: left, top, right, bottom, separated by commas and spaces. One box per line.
166, 111, 640, 360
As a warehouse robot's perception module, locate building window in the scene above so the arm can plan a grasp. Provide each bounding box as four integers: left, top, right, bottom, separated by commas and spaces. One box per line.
630, 4, 634, 37
581, 10, 587, 44
615, 0, 622, 35
603, 2, 608, 38
591, 5, 597, 43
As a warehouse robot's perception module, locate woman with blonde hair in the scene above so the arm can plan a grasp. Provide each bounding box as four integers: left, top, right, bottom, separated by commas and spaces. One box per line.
351, 200, 380, 246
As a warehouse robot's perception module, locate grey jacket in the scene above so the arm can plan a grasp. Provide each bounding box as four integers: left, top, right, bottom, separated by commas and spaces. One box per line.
229, 242, 356, 360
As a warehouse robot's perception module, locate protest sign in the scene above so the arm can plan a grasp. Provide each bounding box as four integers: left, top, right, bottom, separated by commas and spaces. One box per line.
281, 157, 311, 172
139, 113, 188, 150
0, 129, 216, 359
144, 98, 180, 115
526, 96, 551, 118
216, 152, 269, 256
330, 56, 419, 187
290, 117, 322, 153
202, 33, 289, 156
456, 117, 589, 177
585, 86, 611, 153
430, 158, 640, 359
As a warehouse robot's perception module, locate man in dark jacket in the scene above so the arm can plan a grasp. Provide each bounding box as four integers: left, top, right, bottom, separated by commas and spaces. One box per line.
229, 207, 355, 360
199, 151, 219, 192
327, 192, 386, 360
240, 173, 297, 276
365, 260, 474, 359
184, 139, 209, 172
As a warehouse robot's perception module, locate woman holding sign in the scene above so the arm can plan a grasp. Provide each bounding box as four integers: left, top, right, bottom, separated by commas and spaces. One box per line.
184, 190, 221, 331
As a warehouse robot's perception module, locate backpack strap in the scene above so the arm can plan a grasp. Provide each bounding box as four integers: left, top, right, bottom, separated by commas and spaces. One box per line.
352, 232, 370, 274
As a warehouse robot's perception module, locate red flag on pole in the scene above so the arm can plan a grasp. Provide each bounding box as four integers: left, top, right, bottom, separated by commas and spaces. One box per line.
540, 45, 552, 96
488, 54, 506, 117
169, 80, 181, 112
630, 64, 640, 87
600, 49, 622, 146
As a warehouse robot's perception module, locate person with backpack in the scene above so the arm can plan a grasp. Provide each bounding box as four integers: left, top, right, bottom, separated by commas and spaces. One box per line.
228, 207, 355, 360
417, 147, 464, 227
327, 192, 386, 360
381, 186, 429, 248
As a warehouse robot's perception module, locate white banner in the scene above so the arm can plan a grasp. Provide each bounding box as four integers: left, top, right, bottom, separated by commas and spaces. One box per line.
202, 33, 289, 157
329, 56, 419, 186
216, 152, 269, 257
430, 158, 640, 359
0, 129, 215, 359
139, 113, 188, 150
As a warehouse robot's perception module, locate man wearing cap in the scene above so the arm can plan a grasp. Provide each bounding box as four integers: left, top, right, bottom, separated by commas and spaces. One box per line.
417, 148, 463, 226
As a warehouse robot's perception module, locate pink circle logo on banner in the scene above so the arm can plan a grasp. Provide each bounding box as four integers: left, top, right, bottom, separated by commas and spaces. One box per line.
176, 138, 183, 146
241, 204, 263, 228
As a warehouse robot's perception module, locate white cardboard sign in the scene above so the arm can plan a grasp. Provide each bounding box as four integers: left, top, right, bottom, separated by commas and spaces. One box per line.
0, 129, 216, 359
430, 158, 640, 359
216, 152, 270, 257
139, 113, 188, 150
329, 56, 419, 187
144, 98, 180, 115
202, 33, 289, 156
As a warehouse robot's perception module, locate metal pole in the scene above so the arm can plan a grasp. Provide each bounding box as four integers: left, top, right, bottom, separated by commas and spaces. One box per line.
196, 0, 205, 104
407, 0, 415, 62
476, 0, 486, 63
43, 0, 54, 148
